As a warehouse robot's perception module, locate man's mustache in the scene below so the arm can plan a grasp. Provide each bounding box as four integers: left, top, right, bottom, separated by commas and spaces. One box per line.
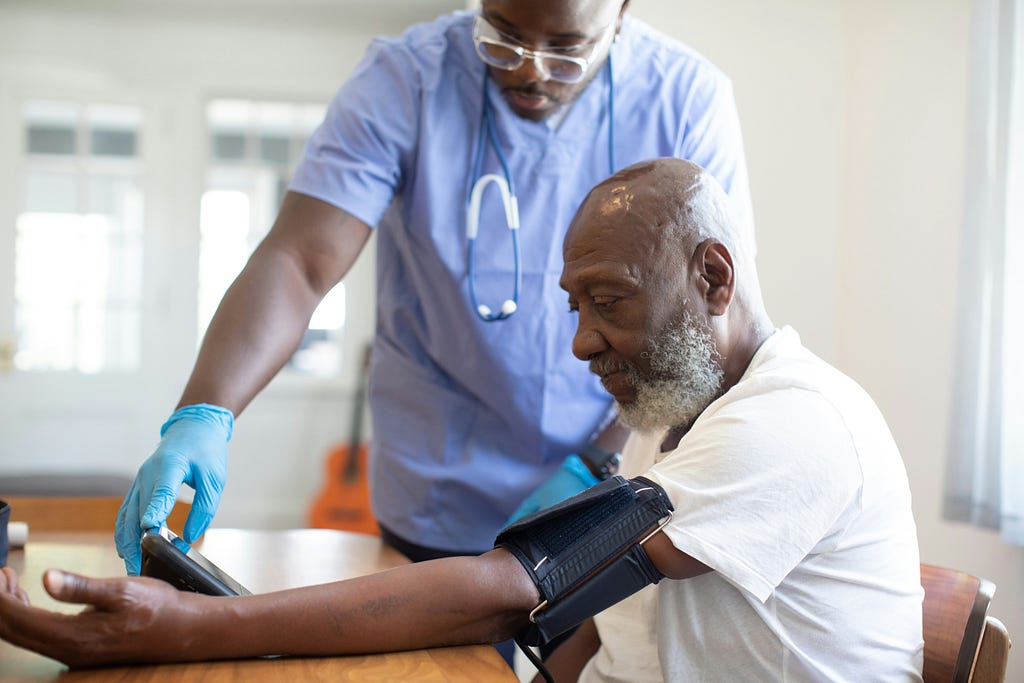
589, 357, 632, 379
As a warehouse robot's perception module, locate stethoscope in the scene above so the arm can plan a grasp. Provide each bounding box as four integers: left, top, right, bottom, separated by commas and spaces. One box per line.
466, 56, 617, 322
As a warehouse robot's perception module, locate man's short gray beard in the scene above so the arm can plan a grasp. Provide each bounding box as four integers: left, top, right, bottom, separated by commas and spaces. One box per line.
616, 311, 725, 433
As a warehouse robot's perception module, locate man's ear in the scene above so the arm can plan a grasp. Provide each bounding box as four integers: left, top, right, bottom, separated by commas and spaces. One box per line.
694, 239, 735, 316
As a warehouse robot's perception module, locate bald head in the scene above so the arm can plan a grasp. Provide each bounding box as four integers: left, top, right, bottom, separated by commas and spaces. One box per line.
566, 158, 752, 271
560, 158, 771, 431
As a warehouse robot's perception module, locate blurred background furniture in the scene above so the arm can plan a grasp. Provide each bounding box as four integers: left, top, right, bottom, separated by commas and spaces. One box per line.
0, 474, 189, 533
921, 563, 1011, 683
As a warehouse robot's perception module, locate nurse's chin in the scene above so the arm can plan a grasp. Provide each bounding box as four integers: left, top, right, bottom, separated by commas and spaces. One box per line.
503, 92, 557, 121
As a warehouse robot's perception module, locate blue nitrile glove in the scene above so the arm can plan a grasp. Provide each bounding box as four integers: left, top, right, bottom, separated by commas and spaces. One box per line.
506, 453, 599, 526
115, 403, 233, 575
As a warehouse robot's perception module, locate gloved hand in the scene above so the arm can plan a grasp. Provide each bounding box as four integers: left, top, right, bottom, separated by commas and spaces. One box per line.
506, 453, 599, 525
115, 403, 233, 575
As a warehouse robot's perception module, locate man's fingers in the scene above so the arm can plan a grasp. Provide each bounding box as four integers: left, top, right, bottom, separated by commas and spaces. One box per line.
0, 567, 30, 606
43, 570, 124, 612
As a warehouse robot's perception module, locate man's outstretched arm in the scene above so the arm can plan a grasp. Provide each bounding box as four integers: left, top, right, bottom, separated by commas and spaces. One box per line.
0, 550, 538, 668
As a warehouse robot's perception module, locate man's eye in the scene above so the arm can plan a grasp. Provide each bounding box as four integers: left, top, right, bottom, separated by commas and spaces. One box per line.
594, 297, 618, 308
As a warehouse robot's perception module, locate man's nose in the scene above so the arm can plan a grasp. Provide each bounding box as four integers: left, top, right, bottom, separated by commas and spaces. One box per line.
572, 317, 608, 361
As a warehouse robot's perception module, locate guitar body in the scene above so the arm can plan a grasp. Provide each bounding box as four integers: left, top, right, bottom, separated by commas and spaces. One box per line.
308, 442, 378, 535
308, 343, 378, 536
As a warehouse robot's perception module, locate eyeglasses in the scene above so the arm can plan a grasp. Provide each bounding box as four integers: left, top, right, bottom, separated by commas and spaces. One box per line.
472, 15, 616, 84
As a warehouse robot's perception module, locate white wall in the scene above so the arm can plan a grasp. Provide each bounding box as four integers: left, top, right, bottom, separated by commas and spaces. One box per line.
0, 1, 1019, 678
836, 2, 1024, 681
633, 0, 1021, 678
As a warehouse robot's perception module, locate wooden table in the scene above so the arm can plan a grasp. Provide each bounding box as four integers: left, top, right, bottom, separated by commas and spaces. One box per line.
0, 529, 517, 682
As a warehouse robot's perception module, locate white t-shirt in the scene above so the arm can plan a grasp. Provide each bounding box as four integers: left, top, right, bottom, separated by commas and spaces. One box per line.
580, 327, 924, 682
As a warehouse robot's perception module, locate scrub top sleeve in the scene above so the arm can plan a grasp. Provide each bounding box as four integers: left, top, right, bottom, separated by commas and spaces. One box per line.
290, 37, 422, 229
676, 68, 756, 244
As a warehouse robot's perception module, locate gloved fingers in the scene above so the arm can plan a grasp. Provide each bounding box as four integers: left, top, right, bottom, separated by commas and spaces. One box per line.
138, 458, 189, 532
182, 470, 223, 543
114, 484, 143, 576
182, 510, 214, 544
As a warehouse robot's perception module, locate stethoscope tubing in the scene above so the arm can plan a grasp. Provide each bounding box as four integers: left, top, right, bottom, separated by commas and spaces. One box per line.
466, 55, 615, 322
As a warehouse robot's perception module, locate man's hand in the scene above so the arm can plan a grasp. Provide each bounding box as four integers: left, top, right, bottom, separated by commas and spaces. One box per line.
0, 568, 206, 667
506, 454, 599, 525
115, 404, 233, 575
0, 567, 29, 607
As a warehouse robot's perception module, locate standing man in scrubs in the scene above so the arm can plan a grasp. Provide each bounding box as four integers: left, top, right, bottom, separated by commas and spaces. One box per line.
116, 0, 754, 574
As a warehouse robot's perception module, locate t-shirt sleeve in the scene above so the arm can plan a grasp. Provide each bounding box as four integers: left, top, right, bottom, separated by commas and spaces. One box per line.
646, 386, 863, 602
289, 37, 421, 228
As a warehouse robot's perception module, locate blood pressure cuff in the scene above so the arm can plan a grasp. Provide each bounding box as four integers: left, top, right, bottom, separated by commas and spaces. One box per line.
495, 474, 674, 646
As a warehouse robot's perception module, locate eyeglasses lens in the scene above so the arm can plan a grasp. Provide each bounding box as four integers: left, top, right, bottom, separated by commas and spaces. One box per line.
476, 40, 586, 83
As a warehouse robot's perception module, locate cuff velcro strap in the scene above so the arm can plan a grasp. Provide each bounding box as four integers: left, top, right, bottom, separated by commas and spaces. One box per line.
495, 475, 674, 646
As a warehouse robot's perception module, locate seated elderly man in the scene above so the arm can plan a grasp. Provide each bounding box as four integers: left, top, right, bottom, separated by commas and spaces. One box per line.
0, 158, 923, 682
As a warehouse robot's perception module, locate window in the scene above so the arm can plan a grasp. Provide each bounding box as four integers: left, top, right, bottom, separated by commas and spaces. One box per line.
199, 99, 343, 377
944, 0, 1023, 544
15, 101, 144, 373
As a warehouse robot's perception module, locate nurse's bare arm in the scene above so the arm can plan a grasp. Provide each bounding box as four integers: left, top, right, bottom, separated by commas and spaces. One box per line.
179, 191, 372, 415
0, 550, 539, 668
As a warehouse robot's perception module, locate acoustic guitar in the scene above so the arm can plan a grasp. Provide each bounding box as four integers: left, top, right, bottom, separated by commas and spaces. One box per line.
308, 344, 378, 535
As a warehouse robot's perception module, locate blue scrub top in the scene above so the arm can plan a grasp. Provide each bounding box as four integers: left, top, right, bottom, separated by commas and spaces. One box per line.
290, 10, 753, 551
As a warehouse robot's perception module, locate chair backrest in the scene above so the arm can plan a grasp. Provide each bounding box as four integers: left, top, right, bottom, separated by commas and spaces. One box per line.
972, 617, 1011, 683
920, 563, 996, 683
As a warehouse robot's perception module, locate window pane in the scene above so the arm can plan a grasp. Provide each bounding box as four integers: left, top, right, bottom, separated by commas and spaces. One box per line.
16, 100, 144, 373
213, 133, 246, 160
200, 98, 335, 377
91, 129, 136, 157
24, 170, 78, 213
259, 135, 289, 164
88, 104, 140, 157
24, 100, 78, 155
27, 126, 76, 155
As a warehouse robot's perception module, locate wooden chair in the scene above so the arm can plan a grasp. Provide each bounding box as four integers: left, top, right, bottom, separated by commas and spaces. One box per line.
921, 563, 1012, 683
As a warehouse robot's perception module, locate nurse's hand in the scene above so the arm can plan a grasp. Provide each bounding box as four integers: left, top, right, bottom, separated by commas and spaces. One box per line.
506, 454, 599, 525
115, 404, 233, 575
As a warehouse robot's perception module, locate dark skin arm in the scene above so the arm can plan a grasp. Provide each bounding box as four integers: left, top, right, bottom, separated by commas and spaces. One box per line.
0, 530, 708, 669
0, 550, 539, 668
179, 191, 372, 414
531, 618, 601, 683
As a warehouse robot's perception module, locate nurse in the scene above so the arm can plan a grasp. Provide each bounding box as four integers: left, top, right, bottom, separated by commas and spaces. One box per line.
115, 0, 754, 577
